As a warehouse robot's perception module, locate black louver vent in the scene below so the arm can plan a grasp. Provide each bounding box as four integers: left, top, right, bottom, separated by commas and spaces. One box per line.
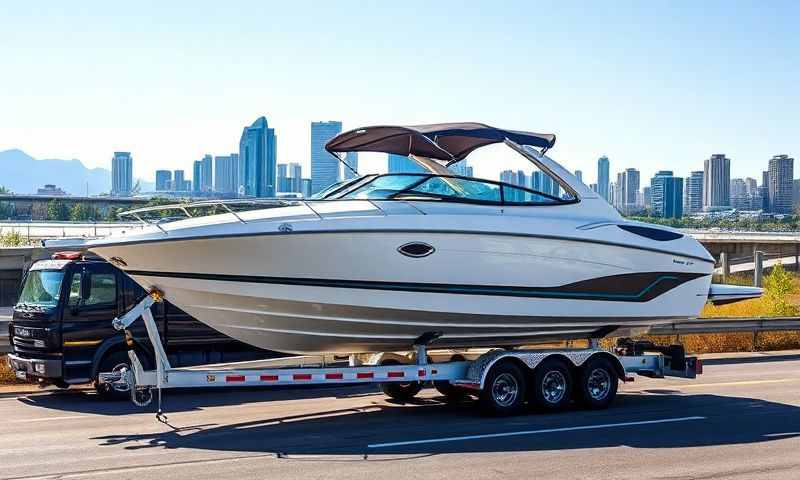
618, 225, 683, 241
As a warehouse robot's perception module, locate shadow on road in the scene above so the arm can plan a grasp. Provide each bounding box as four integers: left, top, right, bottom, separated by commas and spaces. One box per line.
701, 353, 800, 366
73, 391, 800, 456
16, 383, 380, 415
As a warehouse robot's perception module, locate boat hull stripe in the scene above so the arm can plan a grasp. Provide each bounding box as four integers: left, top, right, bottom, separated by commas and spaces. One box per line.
125, 270, 708, 303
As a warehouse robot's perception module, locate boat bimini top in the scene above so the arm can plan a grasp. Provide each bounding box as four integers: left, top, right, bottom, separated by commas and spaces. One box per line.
325, 122, 557, 164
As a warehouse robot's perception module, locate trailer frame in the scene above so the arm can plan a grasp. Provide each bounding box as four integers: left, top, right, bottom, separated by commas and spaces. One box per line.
100, 290, 703, 416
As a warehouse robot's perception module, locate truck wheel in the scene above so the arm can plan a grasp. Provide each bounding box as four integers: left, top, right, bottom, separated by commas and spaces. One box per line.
530, 358, 573, 412
479, 361, 526, 416
379, 359, 422, 401
576, 356, 618, 410
94, 350, 146, 401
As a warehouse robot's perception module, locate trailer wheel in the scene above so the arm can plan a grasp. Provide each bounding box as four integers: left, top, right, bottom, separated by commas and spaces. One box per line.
576, 356, 618, 410
434, 381, 470, 403
379, 359, 422, 401
479, 361, 526, 416
530, 358, 573, 412
94, 350, 150, 401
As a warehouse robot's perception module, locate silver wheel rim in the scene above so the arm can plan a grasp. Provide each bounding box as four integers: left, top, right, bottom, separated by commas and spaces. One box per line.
109, 363, 131, 393
541, 370, 567, 404
587, 368, 611, 401
491, 373, 519, 407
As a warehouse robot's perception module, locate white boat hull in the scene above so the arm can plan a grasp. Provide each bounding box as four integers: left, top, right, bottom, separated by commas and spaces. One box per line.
92, 223, 714, 354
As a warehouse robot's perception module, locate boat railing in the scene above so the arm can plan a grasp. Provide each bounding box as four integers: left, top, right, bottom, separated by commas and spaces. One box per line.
118, 198, 307, 228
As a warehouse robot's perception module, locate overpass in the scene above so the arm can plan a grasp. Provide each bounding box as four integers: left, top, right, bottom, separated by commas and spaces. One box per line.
686, 230, 800, 266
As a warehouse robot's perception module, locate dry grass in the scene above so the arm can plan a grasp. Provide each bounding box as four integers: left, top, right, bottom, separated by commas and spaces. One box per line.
0, 355, 29, 385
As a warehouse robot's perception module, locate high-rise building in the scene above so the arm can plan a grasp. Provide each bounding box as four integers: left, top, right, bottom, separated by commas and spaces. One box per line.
155, 170, 171, 191
277, 163, 289, 192
730, 178, 750, 210
388, 154, 426, 174
192, 160, 202, 193
650, 170, 683, 218
612, 168, 640, 215
343, 152, 359, 180
794, 179, 800, 210
760, 170, 770, 211
574, 170, 583, 183
173, 170, 186, 192
643, 186, 652, 210
703, 154, 731, 209
532, 171, 558, 197
201, 154, 213, 192
239, 116, 277, 197
745, 177, 758, 195
684, 171, 704, 214
301, 178, 312, 198
310, 121, 343, 195
597, 156, 610, 202
111, 152, 133, 197
589, 183, 598, 193
768, 154, 794, 214
214, 154, 238, 194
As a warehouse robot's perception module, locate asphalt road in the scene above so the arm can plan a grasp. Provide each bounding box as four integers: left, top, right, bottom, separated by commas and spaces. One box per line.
2, 352, 800, 480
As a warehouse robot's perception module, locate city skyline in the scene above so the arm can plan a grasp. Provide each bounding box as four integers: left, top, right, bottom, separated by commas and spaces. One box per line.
2, 3, 797, 184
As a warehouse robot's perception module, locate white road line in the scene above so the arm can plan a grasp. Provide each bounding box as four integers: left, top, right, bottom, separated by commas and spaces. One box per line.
10, 415, 87, 423
367, 416, 707, 449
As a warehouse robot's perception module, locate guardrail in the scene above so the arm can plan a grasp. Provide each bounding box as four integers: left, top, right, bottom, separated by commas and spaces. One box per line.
1, 316, 799, 356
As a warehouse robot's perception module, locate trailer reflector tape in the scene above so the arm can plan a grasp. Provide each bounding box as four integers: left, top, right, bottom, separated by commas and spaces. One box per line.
293, 373, 312, 380
357, 372, 374, 379
260, 375, 279, 381
388, 371, 404, 378
418, 369, 426, 377
325, 373, 344, 380
226, 375, 246, 382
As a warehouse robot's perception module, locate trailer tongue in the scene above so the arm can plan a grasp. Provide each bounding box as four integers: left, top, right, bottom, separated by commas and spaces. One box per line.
101, 289, 703, 418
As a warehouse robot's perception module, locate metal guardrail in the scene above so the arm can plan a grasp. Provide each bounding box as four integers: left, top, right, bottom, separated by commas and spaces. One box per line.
1, 317, 798, 357
0, 319, 9, 354
650, 317, 800, 335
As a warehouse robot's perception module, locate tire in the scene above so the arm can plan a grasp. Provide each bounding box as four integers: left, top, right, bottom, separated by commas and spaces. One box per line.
576, 356, 619, 410
434, 380, 469, 403
530, 358, 573, 412
94, 350, 147, 401
379, 359, 423, 401
479, 361, 527, 416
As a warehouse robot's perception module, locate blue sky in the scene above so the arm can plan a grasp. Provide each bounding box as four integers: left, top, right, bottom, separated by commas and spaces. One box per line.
1, 1, 797, 184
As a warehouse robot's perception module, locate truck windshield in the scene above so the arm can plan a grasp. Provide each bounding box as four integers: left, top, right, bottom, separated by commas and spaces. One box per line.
18, 270, 65, 308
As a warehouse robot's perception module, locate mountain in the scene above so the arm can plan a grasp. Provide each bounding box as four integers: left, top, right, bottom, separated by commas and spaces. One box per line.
0, 149, 153, 196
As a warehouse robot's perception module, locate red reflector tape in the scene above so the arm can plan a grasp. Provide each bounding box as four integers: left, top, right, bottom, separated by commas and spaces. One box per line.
418, 369, 426, 377
226, 375, 246, 382
260, 375, 279, 381
357, 372, 374, 379
388, 371, 404, 378
293, 373, 312, 381
325, 373, 343, 380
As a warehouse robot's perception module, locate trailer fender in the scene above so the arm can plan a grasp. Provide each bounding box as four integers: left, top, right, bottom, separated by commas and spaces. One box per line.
467, 349, 626, 390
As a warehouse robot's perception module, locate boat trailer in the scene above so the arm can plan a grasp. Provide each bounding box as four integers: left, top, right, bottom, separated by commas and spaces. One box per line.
100, 290, 703, 418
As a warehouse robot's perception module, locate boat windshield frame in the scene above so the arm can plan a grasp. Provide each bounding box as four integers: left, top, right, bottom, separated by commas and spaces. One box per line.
318, 173, 578, 206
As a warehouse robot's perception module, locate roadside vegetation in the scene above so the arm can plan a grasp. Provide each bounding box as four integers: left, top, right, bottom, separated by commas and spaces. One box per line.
0, 355, 25, 385
628, 214, 800, 232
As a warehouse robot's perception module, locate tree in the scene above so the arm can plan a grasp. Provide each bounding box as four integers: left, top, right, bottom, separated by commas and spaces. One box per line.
762, 262, 798, 317
0, 231, 26, 247
46, 199, 70, 221
69, 202, 96, 221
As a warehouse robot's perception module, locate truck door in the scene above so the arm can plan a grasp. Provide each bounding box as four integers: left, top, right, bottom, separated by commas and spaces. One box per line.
60, 263, 120, 382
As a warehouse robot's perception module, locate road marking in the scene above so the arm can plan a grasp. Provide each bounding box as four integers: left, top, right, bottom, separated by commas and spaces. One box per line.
678, 379, 797, 389
10, 415, 87, 423
367, 415, 707, 449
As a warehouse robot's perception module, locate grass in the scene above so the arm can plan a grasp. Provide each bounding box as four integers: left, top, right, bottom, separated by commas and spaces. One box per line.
0, 354, 28, 385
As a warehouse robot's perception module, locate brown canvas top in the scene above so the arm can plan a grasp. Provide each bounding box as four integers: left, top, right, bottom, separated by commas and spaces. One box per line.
325, 122, 556, 162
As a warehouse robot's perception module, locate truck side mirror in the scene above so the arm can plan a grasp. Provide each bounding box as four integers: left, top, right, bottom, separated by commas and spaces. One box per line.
80, 274, 92, 302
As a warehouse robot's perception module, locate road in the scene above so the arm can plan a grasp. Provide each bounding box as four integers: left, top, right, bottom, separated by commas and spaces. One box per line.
1, 352, 800, 480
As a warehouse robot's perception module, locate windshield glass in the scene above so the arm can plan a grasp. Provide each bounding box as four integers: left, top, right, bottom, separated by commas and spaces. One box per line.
340, 175, 427, 199
309, 177, 363, 199
18, 270, 65, 307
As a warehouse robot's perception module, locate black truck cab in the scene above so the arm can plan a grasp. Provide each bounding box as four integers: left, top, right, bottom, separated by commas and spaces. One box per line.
7, 252, 275, 398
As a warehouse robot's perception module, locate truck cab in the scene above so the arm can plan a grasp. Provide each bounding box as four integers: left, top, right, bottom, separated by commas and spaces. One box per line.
7, 252, 277, 398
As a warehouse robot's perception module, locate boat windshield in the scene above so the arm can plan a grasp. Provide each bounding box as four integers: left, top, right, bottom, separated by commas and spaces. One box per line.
327, 174, 574, 205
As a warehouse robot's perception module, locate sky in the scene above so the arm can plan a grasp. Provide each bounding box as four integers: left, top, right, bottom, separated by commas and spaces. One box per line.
1, 1, 798, 185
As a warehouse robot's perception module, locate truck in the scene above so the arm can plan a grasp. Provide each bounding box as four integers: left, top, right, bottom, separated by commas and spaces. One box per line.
6, 251, 278, 399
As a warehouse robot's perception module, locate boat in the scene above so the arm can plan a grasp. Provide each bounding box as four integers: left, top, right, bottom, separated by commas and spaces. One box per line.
84, 123, 761, 354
